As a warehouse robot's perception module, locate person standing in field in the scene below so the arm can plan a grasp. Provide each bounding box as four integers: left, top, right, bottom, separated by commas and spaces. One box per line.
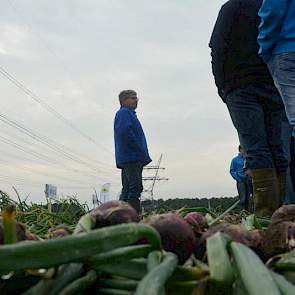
209, 0, 288, 216
114, 90, 152, 214
258, 0, 295, 204
230, 146, 253, 210
258, 0, 295, 139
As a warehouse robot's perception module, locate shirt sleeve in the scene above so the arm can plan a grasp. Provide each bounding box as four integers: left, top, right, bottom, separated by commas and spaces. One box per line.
258, 0, 290, 61
209, 1, 237, 100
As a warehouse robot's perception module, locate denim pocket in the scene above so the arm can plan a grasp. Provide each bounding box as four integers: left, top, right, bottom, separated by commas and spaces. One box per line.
278, 53, 295, 73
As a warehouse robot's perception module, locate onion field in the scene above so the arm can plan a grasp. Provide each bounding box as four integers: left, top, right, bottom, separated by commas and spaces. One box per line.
1, 191, 295, 294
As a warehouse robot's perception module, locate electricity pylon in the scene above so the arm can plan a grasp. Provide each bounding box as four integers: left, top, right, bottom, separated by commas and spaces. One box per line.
142, 154, 168, 208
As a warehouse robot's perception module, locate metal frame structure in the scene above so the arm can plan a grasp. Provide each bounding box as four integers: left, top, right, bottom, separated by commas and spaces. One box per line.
142, 154, 168, 207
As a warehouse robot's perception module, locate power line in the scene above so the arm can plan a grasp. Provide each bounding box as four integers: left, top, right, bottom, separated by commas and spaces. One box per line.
0, 173, 48, 187
0, 174, 93, 190
0, 133, 119, 185
6, 0, 114, 120
2, 1, 123, 192
0, 112, 116, 175
6, 0, 115, 159
0, 176, 41, 188
0, 155, 97, 187
0, 147, 111, 187
0, 65, 114, 156
4, 0, 117, 173
0, 147, 38, 164
0, 134, 59, 165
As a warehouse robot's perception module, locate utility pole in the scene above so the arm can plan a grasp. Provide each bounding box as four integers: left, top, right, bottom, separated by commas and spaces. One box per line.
142, 154, 168, 209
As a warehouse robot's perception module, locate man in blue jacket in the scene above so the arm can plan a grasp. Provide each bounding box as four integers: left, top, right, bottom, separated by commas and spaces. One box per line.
230, 146, 253, 210
258, 0, 295, 138
114, 90, 152, 213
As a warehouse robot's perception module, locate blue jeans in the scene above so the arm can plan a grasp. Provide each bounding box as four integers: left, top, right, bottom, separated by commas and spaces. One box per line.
290, 137, 295, 195
237, 178, 252, 209
268, 53, 295, 137
226, 83, 288, 172
119, 161, 143, 201
281, 117, 295, 204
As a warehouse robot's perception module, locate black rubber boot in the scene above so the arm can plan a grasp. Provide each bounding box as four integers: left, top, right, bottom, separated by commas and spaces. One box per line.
127, 198, 141, 215
252, 168, 280, 217
276, 171, 287, 206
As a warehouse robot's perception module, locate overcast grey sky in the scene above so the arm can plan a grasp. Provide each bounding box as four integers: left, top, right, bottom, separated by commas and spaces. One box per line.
0, 0, 240, 204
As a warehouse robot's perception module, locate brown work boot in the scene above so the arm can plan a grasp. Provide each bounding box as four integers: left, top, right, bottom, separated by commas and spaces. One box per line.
252, 168, 280, 217
276, 171, 287, 206
127, 198, 141, 215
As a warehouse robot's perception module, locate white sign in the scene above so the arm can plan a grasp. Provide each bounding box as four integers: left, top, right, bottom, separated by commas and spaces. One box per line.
45, 184, 57, 200
100, 183, 111, 203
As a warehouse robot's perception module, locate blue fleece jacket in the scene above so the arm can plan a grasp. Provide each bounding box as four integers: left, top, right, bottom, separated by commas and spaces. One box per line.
114, 106, 152, 169
230, 154, 246, 182
258, 0, 295, 62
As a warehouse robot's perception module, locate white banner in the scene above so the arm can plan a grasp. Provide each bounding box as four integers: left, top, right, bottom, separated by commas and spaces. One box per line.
45, 184, 58, 200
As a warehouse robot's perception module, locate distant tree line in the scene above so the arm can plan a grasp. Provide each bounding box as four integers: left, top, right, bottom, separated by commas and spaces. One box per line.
142, 196, 241, 213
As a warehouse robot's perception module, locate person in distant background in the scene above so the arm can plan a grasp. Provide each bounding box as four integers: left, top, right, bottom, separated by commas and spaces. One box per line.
209, 0, 288, 217
230, 146, 252, 210
114, 90, 152, 214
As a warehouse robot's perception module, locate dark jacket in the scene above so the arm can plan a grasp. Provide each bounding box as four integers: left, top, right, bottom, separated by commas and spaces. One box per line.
114, 106, 152, 169
209, 0, 273, 101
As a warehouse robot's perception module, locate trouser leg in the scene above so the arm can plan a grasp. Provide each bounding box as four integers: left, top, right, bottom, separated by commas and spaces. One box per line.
268, 53, 295, 205
126, 162, 143, 200
263, 87, 288, 206
280, 118, 294, 204
120, 162, 143, 214
268, 53, 295, 138
226, 84, 287, 216
290, 137, 295, 202
226, 85, 276, 171
237, 181, 248, 209
119, 168, 129, 201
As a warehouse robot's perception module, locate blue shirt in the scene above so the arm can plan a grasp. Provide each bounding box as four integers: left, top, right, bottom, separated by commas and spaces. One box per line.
114, 106, 152, 169
230, 154, 246, 182
258, 0, 295, 62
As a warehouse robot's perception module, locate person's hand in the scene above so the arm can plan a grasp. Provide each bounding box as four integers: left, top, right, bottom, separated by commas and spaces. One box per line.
245, 169, 252, 178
